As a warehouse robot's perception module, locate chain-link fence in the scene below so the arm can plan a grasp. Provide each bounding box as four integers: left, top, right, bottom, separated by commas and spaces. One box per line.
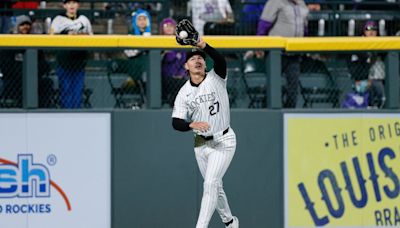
237, 51, 388, 109
0, 47, 395, 110
0, 49, 148, 109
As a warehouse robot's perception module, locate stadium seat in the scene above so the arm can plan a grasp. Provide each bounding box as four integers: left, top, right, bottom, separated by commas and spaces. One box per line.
241, 72, 268, 108
106, 59, 146, 109
299, 57, 341, 108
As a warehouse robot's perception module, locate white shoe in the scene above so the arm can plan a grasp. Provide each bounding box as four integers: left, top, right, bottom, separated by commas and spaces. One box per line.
227, 216, 239, 228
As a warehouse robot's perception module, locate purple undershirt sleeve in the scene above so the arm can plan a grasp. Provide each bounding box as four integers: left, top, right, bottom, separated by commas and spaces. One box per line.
256, 19, 273, 35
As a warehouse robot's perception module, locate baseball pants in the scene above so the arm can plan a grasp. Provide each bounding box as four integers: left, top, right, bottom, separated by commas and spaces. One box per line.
194, 128, 236, 228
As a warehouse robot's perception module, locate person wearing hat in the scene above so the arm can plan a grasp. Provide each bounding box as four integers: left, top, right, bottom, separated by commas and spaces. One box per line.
345, 20, 385, 108
171, 36, 240, 228
15, 15, 32, 34
119, 8, 152, 104
160, 18, 187, 107
362, 20, 385, 108
363, 20, 378, 37
131, 8, 151, 36
50, 0, 93, 108
0, 15, 53, 107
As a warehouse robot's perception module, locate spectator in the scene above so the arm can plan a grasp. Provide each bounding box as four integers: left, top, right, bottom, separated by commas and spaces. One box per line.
130, 8, 151, 36
12, 1, 46, 34
347, 21, 385, 108
159, 18, 187, 107
50, 0, 93, 109
341, 80, 370, 109
0, 0, 12, 34
256, 0, 309, 108
192, 0, 234, 35
0, 15, 53, 108
121, 8, 151, 96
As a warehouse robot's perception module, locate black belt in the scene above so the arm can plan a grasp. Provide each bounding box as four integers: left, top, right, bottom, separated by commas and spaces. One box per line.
199, 128, 229, 141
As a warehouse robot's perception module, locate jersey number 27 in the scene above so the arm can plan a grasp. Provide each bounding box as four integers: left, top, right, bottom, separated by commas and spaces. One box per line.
209, 101, 220, 116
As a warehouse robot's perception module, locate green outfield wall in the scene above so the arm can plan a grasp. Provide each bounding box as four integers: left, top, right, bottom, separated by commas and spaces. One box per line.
111, 109, 400, 228
112, 109, 283, 228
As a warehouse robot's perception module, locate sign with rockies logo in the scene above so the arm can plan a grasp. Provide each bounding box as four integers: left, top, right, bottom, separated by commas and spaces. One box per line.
0, 113, 110, 228
284, 113, 400, 227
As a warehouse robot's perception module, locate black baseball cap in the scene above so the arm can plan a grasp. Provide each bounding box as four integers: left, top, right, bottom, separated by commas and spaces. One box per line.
186, 48, 206, 62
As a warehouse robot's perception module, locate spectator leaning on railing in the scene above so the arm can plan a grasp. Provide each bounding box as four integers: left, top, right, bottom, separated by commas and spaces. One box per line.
255, 0, 309, 108
362, 20, 385, 108
50, 0, 93, 109
344, 21, 386, 109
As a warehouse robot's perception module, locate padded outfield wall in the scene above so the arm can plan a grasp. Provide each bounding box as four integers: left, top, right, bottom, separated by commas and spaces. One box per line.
112, 109, 400, 228
112, 109, 283, 228
0, 110, 399, 227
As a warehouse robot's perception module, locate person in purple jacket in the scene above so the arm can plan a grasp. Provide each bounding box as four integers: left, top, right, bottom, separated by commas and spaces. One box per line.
256, 0, 309, 108
160, 18, 188, 107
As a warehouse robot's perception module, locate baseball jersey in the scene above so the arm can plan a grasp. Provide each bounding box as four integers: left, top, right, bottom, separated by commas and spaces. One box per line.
50, 13, 93, 35
172, 69, 230, 137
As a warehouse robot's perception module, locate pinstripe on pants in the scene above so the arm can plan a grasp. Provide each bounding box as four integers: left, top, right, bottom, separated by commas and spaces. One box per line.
194, 128, 236, 228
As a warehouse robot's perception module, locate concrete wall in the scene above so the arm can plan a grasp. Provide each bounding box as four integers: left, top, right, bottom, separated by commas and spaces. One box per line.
112, 110, 283, 228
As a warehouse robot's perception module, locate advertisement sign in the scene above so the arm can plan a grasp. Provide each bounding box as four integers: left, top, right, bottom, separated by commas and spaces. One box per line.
0, 113, 111, 228
284, 113, 400, 227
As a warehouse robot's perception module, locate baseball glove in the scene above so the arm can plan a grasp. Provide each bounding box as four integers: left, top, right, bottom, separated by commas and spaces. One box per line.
175, 19, 199, 46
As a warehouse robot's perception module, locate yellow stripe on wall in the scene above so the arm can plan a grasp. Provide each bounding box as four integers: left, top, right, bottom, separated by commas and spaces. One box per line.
201, 36, 286, 49
0, 35, 119, 47
0, 35, 285, 49
0, 35, 400, 51
285, 37, 400, 51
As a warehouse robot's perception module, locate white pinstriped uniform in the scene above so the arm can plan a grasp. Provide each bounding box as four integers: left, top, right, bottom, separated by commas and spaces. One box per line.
172, 69, 237, 228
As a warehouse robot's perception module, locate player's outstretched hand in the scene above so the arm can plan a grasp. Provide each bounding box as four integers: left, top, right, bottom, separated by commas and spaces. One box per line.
175, 19, 200, 46
190, 121, 210, 133
196, 37, 206, 49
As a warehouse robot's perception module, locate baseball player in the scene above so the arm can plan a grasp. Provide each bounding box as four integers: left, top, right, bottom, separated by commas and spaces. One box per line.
172, 20, 239, 228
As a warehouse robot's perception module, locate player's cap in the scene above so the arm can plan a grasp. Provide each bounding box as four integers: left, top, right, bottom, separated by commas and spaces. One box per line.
16, 15, 32, 27
186, 48, 206, 62
364, 20, 377, 31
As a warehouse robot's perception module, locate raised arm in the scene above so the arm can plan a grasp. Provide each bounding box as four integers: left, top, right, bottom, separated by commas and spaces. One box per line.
196, 38, 227, 79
